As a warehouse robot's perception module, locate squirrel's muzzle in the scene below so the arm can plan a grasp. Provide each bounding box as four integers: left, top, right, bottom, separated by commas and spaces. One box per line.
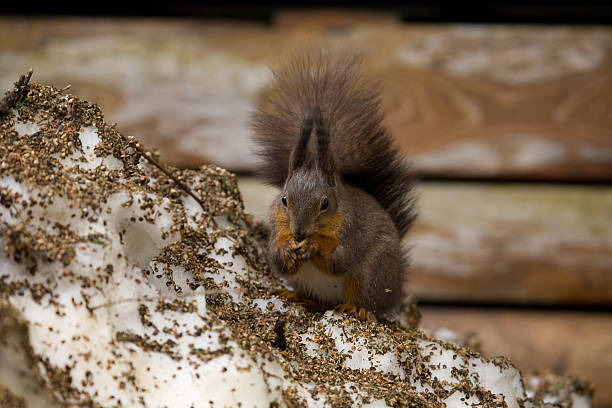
293, 232, 307, 243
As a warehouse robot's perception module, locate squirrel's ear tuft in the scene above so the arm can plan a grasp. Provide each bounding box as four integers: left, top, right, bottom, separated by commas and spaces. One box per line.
314, 106, 337, 187
289, 115, 313, 172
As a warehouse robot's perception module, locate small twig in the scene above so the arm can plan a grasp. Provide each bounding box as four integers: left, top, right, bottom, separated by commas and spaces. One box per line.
142, 151, 212, 220
135, 148, 242, 246
89, 289, 220, 311
0, 69, 33, 117
125, 137, 219, 229
59, 84, 72, 92
341, 325, 349, 340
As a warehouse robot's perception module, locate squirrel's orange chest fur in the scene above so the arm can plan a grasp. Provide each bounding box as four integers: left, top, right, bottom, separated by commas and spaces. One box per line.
274, 207, 343, 275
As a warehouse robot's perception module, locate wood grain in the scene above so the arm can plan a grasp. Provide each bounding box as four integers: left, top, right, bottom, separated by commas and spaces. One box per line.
420, 307, 612, 408
238, 177, 612, 305
1, 14, 611, 180
407, 182, 612, 305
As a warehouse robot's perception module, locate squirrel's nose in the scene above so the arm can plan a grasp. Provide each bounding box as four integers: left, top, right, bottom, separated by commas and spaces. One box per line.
293, 233, 306, 242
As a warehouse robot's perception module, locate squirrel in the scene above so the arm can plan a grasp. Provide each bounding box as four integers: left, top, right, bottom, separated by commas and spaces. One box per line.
250, 50, 416, 319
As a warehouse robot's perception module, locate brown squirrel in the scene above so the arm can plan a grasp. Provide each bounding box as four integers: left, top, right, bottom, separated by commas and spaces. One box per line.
251, 50, 416, 319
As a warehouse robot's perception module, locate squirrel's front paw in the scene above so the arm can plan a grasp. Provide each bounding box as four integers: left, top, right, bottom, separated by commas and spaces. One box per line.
281, 247, 299, 270
295, 239, 315, 259
278, 239, 316, 275
278, 240, 301, 274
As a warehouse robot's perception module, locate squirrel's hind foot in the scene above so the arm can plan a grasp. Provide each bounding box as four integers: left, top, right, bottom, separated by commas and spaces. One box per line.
335, 303, 376, 322
273, 288, 327, 312
274, 288, 300, 302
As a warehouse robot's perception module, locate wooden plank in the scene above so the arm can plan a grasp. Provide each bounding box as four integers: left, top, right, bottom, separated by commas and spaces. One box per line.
408, 182, 612, 305
1, 14, 611, 180
420, 307, 612, 408
238, 177, 612, 305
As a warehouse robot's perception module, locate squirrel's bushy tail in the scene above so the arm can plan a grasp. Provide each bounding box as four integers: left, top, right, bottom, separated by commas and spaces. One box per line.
250, 49, 416, 236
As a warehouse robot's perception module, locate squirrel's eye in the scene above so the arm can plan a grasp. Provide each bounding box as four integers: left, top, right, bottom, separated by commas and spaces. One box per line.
281, 195, 287, 206
320, 197, 329, 211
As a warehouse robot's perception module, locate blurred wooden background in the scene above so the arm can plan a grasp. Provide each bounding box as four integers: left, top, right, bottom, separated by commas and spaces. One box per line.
0, 8, 611, 407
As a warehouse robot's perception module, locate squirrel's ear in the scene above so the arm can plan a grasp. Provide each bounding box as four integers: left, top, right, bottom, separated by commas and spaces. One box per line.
314, 107, 337, 187
289, 115, 313, 173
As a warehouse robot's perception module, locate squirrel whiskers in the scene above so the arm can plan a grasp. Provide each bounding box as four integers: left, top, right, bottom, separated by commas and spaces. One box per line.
251, 49, 416, 319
